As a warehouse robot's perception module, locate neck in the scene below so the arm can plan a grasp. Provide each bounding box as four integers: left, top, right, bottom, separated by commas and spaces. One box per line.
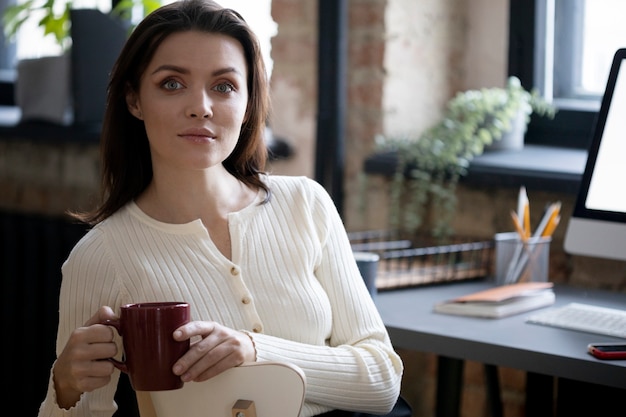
136, 167, 255, 225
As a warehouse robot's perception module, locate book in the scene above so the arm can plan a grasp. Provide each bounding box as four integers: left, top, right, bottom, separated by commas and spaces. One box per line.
433, 282, 555, 318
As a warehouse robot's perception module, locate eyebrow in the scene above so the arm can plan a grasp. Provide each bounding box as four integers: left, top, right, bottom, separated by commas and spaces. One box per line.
151, 65, 243, 77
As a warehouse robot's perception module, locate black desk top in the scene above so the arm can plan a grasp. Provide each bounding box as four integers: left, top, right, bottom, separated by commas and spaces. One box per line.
376, 281, 626, 389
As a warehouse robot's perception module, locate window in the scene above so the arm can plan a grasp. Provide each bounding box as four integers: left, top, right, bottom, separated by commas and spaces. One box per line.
218, 0, 276, 76
535, 0, 626, 111
509, 0, 626, 149
12, 0, 112, 61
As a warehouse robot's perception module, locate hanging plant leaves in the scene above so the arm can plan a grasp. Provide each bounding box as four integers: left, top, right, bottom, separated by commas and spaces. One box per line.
370, 76, 556, 240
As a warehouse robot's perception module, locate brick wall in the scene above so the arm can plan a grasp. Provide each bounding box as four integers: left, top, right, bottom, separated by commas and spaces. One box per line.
268, 1, 626, 417
0, 140, 99, 216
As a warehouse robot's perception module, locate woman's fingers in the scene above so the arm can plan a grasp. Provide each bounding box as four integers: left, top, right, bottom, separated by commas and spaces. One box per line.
172, 321, 254, 381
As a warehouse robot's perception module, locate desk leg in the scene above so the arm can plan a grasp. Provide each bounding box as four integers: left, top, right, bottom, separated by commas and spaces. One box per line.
556, 378, 624, 416
483, 364, 503, 417
525, 372, 554, 417
436, 356, 463, 417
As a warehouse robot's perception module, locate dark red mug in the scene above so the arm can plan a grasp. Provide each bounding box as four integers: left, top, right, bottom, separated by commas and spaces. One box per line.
103, 301, 190, 391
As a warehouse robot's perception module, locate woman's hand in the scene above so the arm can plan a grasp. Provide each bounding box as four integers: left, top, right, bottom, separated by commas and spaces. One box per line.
52, 306, 118, 409
172, 321, 256, 383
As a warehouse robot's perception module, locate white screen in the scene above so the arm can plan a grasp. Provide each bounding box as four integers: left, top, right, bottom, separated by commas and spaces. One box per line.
564, 48, 626, 261
585, 64, 626, 213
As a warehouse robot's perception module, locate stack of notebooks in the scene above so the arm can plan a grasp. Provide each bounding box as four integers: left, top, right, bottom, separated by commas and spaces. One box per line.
433, 282, 555, 318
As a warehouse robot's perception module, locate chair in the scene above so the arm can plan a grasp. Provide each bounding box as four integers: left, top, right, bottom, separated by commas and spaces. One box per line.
135, 361, 306, 417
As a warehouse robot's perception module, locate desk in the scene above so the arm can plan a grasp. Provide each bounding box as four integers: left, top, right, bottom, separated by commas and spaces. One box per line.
376, 281, 626, 416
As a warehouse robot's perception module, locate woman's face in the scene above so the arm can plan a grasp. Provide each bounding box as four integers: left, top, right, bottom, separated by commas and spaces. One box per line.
126, 30, 249, 173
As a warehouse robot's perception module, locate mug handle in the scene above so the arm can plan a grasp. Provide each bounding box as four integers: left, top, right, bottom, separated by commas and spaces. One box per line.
101, 318, 129, 374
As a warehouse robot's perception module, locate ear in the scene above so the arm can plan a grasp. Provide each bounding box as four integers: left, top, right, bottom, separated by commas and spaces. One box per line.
126, 90, 143, 120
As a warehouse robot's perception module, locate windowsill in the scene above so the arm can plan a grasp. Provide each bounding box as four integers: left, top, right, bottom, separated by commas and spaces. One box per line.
0, 107, 586, 193
0, 105, 101, 143
364, 145, 587, 195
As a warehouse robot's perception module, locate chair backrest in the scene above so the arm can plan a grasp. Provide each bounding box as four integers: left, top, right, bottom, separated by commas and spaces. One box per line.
136, 361, 306, 417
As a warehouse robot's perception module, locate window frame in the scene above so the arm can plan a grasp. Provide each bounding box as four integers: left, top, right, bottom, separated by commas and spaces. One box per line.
508, 0, 597, 150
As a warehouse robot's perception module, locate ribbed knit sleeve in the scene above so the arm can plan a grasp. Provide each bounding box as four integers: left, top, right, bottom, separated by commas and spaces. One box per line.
249, 176, 403, 416
37, 175, 403, 417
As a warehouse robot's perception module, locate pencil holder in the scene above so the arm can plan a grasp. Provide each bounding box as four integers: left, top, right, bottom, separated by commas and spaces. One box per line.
494, 232, 551, 285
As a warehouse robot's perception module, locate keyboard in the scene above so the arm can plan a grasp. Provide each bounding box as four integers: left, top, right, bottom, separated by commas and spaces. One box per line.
526, 302, 626, 338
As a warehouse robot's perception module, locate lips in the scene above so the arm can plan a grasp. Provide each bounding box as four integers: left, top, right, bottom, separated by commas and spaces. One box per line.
178, 128, 216, 141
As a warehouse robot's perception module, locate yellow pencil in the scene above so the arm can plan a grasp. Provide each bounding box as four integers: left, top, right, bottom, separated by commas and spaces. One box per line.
523, 202, 531, 239
541, 202, 561, 237
510, 210, 527, 241
542, 214, 561, 237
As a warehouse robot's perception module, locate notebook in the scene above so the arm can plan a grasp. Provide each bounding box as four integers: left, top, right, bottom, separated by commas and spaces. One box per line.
433, 282, 555, 318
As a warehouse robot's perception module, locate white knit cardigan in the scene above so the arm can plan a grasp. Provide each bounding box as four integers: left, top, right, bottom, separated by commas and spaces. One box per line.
38, 175, 403, 417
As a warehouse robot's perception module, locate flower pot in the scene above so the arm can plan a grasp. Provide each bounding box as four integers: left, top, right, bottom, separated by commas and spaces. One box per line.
15, 54, 72, 125
13, 9, 127, 127
486, 108, 528, 151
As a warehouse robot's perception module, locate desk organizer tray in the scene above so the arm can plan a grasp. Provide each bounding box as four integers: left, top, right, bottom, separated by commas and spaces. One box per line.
349, 230, 495, 290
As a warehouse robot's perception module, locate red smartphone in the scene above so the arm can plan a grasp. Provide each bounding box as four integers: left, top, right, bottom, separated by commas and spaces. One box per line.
587, 342, 626, 360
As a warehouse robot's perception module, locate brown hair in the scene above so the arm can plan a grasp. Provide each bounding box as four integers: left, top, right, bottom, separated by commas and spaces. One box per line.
73, 0, 270, 225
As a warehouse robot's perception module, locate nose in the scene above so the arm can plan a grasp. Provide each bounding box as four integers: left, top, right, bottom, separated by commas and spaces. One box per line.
186, 89, 213, 119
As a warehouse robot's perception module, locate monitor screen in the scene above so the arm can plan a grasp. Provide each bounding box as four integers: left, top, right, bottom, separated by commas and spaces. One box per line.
564, 48, 626, 261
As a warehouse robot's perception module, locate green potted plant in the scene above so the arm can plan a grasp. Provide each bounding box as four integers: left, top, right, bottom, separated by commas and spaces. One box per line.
369, 76, 556, 240
2, 0, 160, 50
2, 0, 159, 125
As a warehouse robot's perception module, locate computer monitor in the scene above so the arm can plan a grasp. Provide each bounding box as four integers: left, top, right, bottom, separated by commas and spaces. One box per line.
564, 48, 626, 261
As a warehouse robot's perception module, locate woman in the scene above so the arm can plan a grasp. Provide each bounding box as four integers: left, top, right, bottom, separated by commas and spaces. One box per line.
37, 1, 406, 416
